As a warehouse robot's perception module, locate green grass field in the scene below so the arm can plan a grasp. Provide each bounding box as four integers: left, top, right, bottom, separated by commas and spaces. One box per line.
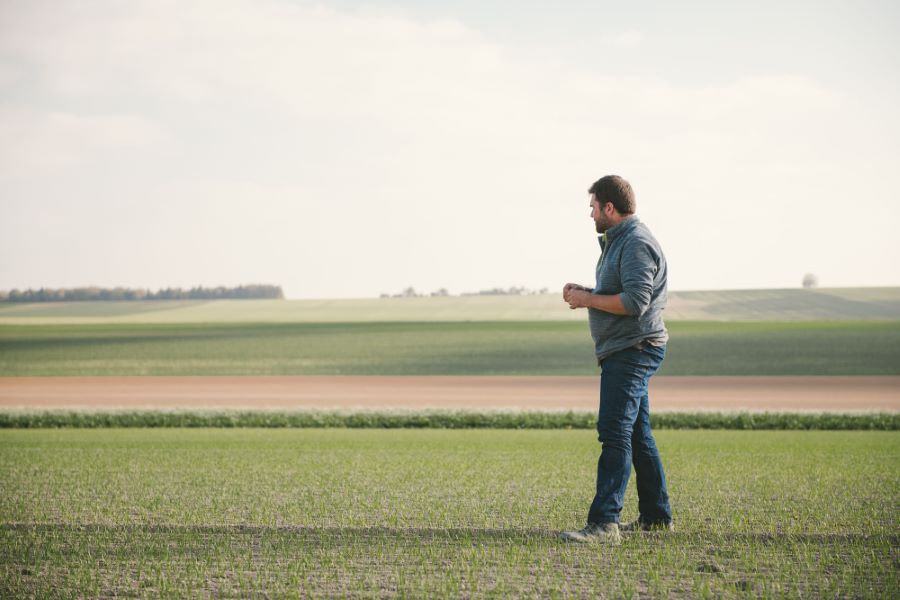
2, 292, 897, 597
1, 428, 897, 598
2, 320, 899, 376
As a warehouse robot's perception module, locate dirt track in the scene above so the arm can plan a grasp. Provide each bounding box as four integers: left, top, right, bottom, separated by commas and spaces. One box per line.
1, 376, 898, 412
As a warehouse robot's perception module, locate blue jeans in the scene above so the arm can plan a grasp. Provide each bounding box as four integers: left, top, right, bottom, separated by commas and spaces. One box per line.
587, 343, 672, 525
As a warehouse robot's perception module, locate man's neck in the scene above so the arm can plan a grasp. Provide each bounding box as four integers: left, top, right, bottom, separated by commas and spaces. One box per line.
604, 214, 638, 237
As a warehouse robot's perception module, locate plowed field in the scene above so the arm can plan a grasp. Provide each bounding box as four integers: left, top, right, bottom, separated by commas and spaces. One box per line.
2, 376, 897, 411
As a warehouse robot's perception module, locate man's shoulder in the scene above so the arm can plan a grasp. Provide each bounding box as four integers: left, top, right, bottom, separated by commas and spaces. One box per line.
630, 218, 657, 237
623, 221, 664, 253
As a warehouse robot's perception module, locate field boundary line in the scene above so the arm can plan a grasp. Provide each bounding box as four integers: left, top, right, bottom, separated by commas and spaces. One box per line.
1, 409, 897, 430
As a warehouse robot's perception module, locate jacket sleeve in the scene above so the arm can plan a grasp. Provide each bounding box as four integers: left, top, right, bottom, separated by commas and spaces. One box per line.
619, 238, 659, 316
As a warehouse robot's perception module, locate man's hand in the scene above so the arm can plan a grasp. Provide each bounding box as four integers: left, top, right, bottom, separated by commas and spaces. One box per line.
563, 283, 591, 309
562, 283, 629, 315
566, 289, 592, 309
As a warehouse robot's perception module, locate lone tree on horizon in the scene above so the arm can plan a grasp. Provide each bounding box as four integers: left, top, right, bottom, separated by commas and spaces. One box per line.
802, 273, 819, 289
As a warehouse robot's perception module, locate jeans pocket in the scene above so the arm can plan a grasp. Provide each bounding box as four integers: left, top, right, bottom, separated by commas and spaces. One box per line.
644, 344, 666, 362
632, 344, 665, 372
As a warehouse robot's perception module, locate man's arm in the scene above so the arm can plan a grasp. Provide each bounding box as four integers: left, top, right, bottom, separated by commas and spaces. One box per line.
564, 237, 660, 316
564, 289, 628, 314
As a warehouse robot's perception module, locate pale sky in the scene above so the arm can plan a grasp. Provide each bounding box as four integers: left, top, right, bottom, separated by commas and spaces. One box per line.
1, 0, 899, 299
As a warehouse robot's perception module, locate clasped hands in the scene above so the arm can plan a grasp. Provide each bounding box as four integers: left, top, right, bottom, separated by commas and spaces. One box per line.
563, 283, 592, 309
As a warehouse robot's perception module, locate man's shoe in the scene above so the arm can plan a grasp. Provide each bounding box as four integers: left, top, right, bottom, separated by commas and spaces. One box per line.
558, 522, 622, 544
620, 518, 674, 533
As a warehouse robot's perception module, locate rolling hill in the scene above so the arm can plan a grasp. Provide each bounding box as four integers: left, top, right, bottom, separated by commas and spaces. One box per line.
0, 287, 897, 324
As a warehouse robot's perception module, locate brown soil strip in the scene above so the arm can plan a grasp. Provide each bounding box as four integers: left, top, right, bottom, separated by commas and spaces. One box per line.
0, 376, 898, 411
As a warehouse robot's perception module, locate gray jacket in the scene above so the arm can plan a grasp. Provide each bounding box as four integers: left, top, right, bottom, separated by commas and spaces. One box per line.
588, 215, 668, 362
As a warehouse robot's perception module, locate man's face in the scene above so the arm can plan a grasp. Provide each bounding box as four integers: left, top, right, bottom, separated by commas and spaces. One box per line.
590, 194, 612, 233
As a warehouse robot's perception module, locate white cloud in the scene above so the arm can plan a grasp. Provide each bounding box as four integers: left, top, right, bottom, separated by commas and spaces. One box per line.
0, 110, 167, 176
604, 29, 644, 49
0, 2, 844, 167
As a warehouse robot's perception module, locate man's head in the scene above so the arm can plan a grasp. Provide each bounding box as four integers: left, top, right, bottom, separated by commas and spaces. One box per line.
588, 175, 636, 233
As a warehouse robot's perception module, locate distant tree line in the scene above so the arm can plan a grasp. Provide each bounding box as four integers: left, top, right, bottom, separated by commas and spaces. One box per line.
380, 286, 549, 298
0, 284, 284, 302
462, 286, 550, 296
380, 287, 450, 299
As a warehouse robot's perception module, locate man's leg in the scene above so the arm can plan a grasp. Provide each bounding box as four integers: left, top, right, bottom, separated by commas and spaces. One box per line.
631, 346, 672, 524
586, 346, 650, 525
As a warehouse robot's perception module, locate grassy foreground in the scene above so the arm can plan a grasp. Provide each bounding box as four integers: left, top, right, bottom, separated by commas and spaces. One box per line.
1, 429, 897, 598
2, 320, 899, 375
1, 410, 897, 430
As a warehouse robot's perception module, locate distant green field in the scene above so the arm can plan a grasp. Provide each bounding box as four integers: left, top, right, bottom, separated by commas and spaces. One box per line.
1, 320, 898, 376
1, 429, 897, 597
1, 286, 898, 323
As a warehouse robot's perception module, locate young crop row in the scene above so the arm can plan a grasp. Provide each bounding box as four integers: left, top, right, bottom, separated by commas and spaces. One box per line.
4, 526, 895, 599
1, 409, 897, 430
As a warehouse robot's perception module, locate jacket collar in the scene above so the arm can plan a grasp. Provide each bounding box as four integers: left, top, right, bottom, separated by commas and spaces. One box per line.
598, 215, 640, 248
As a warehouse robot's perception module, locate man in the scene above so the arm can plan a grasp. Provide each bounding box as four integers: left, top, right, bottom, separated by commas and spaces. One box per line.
559, 174, 673, 544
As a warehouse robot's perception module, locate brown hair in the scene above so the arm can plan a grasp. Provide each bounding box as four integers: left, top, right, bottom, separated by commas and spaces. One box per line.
588, 175, 636, 215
